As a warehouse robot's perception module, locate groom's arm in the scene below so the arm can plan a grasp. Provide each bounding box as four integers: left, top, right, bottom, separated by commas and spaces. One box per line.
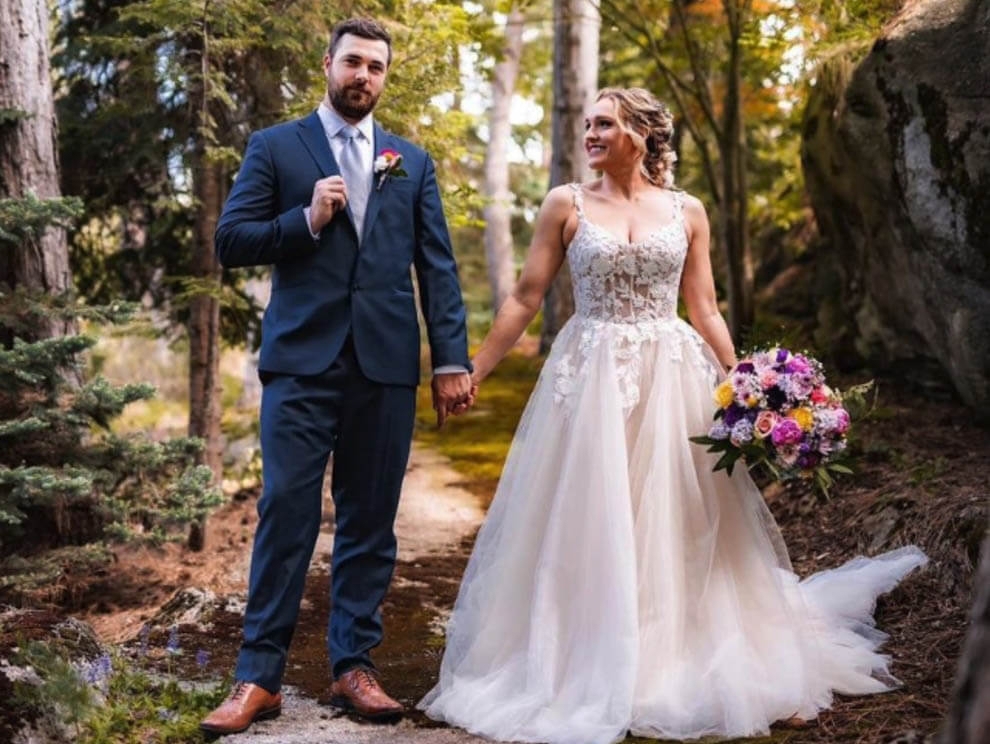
215, 131, 316, 268
412, 154, 472, 372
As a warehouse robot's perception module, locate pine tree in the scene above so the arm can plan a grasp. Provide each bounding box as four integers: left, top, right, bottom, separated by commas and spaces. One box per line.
0, 197, 222, 604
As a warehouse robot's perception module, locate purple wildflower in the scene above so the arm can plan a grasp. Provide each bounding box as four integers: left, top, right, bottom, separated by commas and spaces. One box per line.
196, 649, 210, 668
166, 625, 181, 656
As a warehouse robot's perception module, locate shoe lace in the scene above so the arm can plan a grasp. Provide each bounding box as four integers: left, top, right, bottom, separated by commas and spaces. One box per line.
229, 681, 249, 701
350, 668, 379, 690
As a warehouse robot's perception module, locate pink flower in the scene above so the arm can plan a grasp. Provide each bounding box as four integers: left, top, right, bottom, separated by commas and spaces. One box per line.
753, 410, 778, 439
778, 444, 800, 466
810, 386, 829, 404
834, 408, 850, 434
771, 417, 804, 446
759, 369, 779, 389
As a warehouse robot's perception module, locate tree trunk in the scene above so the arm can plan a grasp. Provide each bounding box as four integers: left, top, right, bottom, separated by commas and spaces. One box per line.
720, 0, 753, 342
483, 8, 524, 315
0, 0, 74, 340
187, 152, 226, 549
942, 530, 990, 743
541, 0, 599, 354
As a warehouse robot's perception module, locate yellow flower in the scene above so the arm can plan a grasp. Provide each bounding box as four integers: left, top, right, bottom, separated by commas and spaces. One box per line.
788, 407, 814, 431
714, 381, 734, 408
745, 394, 760, 408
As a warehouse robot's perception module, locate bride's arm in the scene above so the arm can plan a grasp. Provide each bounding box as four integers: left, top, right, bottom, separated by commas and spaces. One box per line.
680, 194, 738, 371
471, 186, 573, 384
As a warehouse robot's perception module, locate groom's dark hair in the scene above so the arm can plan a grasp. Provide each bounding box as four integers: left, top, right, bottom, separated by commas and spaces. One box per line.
328, 18, 393, 66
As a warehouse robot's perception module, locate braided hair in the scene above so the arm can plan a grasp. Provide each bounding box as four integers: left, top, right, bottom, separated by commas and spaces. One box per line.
596, 87, 677, 188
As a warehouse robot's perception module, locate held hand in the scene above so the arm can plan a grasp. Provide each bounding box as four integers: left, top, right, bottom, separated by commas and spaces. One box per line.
309, 176, 348, 233
449, 377, 479, 418
432, 372, 473, 428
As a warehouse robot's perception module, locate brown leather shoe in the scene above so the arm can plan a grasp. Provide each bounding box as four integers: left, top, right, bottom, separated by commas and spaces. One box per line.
329, 667, 404, 720
200, 681, 282, 735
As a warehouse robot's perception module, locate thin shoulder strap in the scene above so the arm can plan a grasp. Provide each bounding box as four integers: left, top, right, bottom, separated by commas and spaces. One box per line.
568, 182, 585, 218
672, 190, 685, 222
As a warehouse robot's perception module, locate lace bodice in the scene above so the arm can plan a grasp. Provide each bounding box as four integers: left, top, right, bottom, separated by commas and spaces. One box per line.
552, 184, 717, 415
567, 183, 687, 323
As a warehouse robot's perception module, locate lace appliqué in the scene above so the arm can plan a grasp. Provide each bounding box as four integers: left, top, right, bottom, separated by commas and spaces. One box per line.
551, 184, 718, 415
553, 320, 718, 414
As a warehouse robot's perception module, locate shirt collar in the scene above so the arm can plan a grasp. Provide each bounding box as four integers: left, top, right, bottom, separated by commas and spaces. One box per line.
318, 102, 374, 143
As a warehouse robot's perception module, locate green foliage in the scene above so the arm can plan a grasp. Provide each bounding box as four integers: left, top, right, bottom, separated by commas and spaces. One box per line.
0, 108, 32, 126
11, 640, 228, 744
0, 194, 83, 244
78, 660, 227, 743
0, 180, 223, 593
12, 641, 97, 731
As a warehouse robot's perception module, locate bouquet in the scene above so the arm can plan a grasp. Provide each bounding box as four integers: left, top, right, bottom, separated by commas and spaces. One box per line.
690, 347, 855, 493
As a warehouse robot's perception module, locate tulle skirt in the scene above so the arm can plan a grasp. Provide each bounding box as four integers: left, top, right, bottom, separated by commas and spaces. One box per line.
419, 316, 927, 744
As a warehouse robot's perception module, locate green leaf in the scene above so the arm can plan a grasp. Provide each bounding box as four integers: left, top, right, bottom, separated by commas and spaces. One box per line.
827, 463, 854, 475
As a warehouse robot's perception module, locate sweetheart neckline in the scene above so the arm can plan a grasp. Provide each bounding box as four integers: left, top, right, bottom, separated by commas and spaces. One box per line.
576, 215, 684, 249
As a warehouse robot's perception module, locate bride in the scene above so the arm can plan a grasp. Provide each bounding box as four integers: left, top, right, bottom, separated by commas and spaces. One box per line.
419, 87, 927, 743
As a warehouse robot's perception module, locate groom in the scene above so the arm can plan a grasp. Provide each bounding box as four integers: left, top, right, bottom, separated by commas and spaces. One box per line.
201, 17, 472, 736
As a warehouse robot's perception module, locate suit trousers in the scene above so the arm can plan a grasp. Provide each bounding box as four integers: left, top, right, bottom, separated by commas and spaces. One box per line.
235, 336, 417, 691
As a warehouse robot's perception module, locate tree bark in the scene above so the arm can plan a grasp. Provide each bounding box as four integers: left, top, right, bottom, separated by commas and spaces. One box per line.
483, 8, 525, 314
719, 0, 753, 342
188, 155, 225, 480
0, 0, 74, 340
185, 19, 228, 549
942, 530, 990, 743
541, 0, 599, 354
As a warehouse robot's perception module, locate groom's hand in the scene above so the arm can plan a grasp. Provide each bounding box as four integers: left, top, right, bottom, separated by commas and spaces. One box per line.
309, 176, 348, 233
432, 372, 472, 428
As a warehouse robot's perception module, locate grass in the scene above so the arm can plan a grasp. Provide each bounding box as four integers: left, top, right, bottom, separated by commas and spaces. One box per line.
414, 349, 543, 506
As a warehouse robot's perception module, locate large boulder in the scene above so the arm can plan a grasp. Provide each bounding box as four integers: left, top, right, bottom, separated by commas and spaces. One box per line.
802, 0, 990, 411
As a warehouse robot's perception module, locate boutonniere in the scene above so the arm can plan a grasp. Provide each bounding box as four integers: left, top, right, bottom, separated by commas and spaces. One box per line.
374, 149, 408, 190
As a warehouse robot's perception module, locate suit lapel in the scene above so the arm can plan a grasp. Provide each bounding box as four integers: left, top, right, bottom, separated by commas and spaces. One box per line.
297, 112, 337, 177
361, 124, 393, 246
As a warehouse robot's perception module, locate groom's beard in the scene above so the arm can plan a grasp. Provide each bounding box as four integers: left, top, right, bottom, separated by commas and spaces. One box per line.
329, 80, 380, 120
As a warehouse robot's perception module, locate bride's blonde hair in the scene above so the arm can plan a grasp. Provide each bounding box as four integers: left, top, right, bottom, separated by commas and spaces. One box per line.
596, 87, 677, 188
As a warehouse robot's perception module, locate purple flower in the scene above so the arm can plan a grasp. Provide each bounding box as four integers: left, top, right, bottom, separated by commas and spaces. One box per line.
723, 404, 747, 426
771, 418, 803, 446
83, 653, 113, 686
775, 348, 790, 364
730, 419, 755, 446
138, 625, 150, 657
166, 625, 181, 655
196, 649, 210, 668
735, 362, 755, 374
709, 421, 731, 440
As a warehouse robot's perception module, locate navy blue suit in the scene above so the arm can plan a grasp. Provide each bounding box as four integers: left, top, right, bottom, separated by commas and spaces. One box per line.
216, 111, 470, 691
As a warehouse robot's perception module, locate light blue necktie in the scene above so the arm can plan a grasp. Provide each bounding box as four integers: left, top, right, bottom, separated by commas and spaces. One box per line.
337, 125, 370, 239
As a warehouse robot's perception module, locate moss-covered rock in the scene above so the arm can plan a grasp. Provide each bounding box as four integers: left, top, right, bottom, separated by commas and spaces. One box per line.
802, 0, 990, 412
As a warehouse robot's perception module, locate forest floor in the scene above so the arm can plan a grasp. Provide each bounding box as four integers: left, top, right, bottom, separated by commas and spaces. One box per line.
7, 363, 987, 744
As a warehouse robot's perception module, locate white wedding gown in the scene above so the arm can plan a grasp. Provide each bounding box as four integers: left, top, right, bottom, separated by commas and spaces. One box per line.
419, 185, 927, 743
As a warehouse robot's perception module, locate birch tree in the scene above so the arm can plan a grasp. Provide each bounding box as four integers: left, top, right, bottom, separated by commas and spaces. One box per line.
483, 6, 526, 313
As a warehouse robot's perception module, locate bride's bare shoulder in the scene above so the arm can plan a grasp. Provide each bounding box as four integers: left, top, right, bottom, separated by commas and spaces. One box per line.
677, 190, 708, 215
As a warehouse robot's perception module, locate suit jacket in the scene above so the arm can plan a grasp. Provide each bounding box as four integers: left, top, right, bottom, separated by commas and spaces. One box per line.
215, 111, 470, 387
